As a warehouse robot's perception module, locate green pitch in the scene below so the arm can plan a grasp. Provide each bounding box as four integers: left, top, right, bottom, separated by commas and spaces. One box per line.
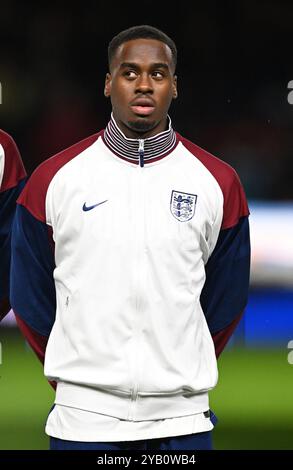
0, 329, 292, 449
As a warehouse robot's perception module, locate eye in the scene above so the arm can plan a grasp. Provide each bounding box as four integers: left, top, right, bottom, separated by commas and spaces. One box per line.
123, 70, 137, 79
152, 71, 165, 79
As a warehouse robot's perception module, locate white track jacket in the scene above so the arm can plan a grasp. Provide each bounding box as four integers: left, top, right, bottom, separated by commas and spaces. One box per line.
11, 115, 250, 422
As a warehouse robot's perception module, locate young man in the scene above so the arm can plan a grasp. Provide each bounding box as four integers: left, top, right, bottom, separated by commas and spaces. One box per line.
0, 130, 26, 321
10, 25, 250, 450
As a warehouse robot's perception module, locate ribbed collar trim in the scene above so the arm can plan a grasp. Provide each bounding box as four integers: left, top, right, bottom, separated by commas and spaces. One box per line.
103, 113, 177, 165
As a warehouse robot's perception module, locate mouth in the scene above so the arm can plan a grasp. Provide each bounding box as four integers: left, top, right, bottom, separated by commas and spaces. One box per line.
130, 105, 155, 116
130, 98, 155, 117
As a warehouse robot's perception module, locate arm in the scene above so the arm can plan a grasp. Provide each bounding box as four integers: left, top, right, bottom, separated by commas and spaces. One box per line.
0, 131, 27, 320
15, 314, 56, 390
10, 203, 56, 388
200, 195, 251, 358
0, 183, 27, 320
211, 311, 244, 358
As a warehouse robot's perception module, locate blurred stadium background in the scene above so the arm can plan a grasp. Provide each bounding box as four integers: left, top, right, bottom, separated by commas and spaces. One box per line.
0, 1, 292, 450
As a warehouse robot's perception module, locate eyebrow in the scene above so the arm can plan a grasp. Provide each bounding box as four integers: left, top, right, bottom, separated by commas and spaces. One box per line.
120, 62, 170, 70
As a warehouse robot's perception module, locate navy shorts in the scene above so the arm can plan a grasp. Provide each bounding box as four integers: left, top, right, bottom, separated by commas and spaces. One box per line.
50, 410, 217, 450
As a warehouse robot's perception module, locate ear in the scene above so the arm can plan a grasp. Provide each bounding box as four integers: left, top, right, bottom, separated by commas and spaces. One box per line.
104, 73, 112, 97
172, 75, 178, 99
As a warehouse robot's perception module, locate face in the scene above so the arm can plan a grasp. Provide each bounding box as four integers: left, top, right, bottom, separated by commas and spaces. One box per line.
104, 38, 178, 138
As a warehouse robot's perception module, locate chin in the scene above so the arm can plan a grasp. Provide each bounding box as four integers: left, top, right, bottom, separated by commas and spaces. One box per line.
126, 119, 157, 133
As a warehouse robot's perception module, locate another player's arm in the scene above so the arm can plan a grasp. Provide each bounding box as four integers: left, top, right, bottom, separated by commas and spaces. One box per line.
0, 183, 26, 320
0, 134, 27, 321
200, 173, 251, 358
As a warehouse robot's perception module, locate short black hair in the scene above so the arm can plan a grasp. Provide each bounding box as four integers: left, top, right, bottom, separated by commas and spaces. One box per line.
108, 25, 177, 71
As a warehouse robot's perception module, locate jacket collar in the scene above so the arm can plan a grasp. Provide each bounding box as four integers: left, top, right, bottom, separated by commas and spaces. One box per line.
102, 113, 178, 166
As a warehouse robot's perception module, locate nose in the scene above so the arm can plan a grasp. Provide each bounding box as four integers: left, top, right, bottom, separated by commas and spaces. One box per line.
135, 73, 153, 93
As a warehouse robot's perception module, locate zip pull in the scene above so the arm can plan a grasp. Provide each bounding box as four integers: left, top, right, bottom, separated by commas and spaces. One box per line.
138, 139, 144, 168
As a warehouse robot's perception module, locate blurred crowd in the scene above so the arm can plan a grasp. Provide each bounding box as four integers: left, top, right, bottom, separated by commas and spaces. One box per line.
0, 1, 292, 200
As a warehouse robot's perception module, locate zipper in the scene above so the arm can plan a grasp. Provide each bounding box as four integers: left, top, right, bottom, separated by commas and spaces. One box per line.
138, 139, 144, 167
128, 162, 145, 420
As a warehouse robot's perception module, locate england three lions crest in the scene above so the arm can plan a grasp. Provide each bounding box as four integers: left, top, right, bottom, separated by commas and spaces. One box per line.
170, 190, 197, 222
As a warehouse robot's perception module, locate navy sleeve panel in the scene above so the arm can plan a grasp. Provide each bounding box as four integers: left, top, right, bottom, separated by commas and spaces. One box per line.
10, 204, 56, 336
0, 178, 26, 303
212, 311, 243, 358
15, 313, 57, 390
200, 216, 251, 334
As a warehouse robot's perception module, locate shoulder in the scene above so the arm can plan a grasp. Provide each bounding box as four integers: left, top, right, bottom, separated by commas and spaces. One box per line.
0, 129, 20, 152
177, 133, 249, 229
0, 129, 26, 192
18, 131, 103, 222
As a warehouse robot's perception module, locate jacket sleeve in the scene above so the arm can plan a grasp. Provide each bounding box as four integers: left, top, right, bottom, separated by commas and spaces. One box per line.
200, 177, 251, 358
10, 202, 56, 388
15, 313, 56, 390
0, 182, 26, 320
0, 131, 27, 321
